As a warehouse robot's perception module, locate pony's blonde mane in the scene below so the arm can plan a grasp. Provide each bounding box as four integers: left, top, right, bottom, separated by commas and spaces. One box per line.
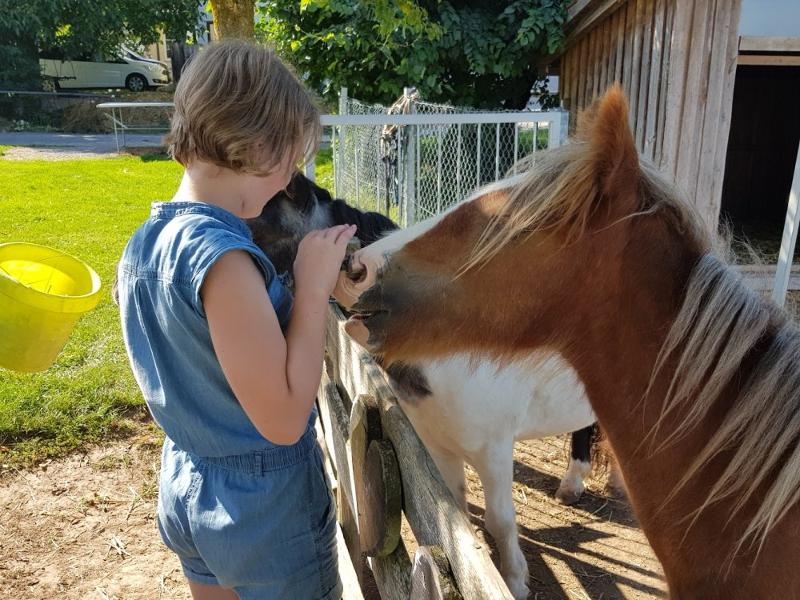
462, 142, 705, 274
464, 141, 800, 558
649, 256, 800, 558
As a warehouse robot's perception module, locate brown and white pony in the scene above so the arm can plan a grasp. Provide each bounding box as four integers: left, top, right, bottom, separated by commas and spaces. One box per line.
256, 173, 623, 599
340, 85, 800, 598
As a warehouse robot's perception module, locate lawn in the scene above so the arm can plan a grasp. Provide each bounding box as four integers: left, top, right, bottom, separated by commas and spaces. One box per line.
0, 149, 333, 467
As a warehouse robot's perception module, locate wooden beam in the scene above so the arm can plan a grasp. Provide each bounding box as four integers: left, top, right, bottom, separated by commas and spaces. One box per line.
568, 0, 600, 23
643, 0, 666, 160
635, 0, 655, 151
703, 0, 742, 228
337, 525, 367, 600
737, 55, 800, 66
661, 0, 695, 176
736, 265, 800, 293
326, 306, 515, 600
739, 36, 800, 53
567, 0, 628, 46
654, 0, 674, 166
318, 370, 413, 599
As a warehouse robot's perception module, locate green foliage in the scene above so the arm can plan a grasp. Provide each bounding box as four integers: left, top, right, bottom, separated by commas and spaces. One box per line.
0, 0, 199, 91
257, 0, 567, 109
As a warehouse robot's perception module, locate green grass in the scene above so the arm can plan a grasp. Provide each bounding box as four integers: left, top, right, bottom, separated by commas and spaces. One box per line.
0, 151, 335, 468
0, 146, 10, 157
0, 156, 183, 466
314, 147, 333, 191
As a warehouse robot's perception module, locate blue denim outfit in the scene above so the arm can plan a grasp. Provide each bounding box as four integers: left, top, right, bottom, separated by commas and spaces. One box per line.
117, 201, 340, 599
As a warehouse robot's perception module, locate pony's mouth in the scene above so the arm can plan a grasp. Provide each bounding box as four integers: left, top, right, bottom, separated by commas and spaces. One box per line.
344, 308, 388, 350
346, 309, 385, 325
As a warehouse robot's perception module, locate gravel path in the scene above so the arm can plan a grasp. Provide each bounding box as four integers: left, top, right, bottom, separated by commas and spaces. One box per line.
0, 132, 163, 161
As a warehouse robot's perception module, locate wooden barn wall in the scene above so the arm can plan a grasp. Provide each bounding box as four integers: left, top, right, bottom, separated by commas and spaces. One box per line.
561, 0, 742, 226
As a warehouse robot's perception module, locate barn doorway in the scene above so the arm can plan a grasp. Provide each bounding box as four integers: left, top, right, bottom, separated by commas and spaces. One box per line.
720, 65, 800, 259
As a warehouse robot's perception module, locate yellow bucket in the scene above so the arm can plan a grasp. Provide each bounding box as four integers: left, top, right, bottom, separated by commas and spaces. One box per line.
0, 242, 102, 372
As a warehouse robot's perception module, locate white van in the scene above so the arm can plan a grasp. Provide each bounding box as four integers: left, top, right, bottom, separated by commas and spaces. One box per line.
39, 48, 171, 92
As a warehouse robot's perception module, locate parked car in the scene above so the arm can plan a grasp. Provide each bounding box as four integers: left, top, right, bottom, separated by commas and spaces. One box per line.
39, 48, 171, 92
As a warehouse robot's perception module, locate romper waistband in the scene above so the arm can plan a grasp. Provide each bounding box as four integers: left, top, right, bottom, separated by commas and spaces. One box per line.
188, 426, 317, 475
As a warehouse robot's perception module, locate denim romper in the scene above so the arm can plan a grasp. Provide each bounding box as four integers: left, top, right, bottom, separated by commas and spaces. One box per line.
117, 201, 341, 599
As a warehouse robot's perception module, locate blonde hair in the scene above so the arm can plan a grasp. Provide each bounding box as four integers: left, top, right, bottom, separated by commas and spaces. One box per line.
165, 40, 320, 175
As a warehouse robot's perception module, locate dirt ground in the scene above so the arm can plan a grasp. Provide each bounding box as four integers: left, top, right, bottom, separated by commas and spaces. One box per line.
1, 421, 665, 600
0, 425, 189, 600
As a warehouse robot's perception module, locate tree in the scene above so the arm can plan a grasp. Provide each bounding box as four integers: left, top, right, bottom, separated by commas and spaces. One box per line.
209, 0, 255, 39
257, 0, 567, 109
0, 0, 200, 90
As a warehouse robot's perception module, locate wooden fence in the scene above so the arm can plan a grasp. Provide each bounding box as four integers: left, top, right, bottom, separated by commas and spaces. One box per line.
316, 305, 514, 599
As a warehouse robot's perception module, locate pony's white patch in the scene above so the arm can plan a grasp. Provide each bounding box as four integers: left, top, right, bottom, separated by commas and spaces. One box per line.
277, 193, 332, 237
391, 350, 594, 599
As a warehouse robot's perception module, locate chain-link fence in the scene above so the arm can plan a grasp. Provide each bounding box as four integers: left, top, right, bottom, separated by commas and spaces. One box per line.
328, 88, 569, 227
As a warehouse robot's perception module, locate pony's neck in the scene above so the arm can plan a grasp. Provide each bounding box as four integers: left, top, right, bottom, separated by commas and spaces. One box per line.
559, 223, 744, 583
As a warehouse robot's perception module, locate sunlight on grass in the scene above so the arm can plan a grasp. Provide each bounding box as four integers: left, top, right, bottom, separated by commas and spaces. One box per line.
0, 151, 337, 467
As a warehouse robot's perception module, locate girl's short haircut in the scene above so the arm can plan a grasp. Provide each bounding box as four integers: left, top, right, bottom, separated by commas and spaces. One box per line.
165, 40, 321, 175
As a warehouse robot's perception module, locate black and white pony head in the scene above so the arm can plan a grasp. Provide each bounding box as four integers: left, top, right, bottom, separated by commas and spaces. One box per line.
248, 171, 397, 276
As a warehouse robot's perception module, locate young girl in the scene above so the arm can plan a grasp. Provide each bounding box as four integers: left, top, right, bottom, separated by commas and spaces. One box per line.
117, 40, 352, 599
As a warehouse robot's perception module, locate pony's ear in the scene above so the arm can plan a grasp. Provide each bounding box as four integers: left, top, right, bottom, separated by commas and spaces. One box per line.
581, 84, 640, 197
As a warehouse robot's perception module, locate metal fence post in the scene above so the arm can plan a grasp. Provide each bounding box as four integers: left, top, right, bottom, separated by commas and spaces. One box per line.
403, 87, 417, 227
772, 140, 800, 306
335, 87, 348, 198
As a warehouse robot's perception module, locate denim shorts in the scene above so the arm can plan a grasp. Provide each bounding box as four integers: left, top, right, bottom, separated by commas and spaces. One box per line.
156, 426, 342, 599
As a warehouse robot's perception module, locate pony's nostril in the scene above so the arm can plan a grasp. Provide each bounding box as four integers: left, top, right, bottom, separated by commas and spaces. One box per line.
347, 265, 367, 283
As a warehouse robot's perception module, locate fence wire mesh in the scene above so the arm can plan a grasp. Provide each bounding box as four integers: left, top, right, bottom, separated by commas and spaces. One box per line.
332, 90, 562, 226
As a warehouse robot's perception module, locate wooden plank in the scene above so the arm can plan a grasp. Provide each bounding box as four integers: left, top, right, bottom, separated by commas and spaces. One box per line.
737, 265, 800, 293
628, 0, 645, 132
326, 306, 514, 600
644, 0, 666, 160
337, 524, 367, 600
568, 0, 600, 23
674, 0, 712, 207
654, 0, 674, 166
696, 0, 741, 228
368, 545, 414, 600
621, 0, 637, 99
708, 0, 744, 221
737, 55, 800, 66
603, 10, 614, 89
635, 0, 654, 151
599, 16, 610, 93
590, 25, 600, 102
318, 370, 414, 598
614, 6, 625, 83
578, 35, 589, 112
739, 36, 800, 53
660, 0, 695, 176
567, 0, 628, 46
411, 546, 463, 600
562, 47, 574, 111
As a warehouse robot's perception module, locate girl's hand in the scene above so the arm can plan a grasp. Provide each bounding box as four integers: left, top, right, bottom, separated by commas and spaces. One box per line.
294, 224, 357, 300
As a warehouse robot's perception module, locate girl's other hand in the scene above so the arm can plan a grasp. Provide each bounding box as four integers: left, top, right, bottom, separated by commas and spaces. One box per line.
294, 224, 356, 300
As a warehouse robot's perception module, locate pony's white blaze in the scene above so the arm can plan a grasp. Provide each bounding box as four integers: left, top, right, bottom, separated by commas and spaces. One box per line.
333, 176, 522, 310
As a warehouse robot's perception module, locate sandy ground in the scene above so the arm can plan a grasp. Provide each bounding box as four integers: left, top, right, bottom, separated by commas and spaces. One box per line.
0, 426, 189, 600
1, 421, 666, 600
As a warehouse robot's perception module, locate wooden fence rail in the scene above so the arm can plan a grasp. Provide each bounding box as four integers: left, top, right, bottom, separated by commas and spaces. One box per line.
317, 304, 514, 599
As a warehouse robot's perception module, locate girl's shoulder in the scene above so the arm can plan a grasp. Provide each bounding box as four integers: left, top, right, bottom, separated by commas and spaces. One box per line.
121, 202, 275, 289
